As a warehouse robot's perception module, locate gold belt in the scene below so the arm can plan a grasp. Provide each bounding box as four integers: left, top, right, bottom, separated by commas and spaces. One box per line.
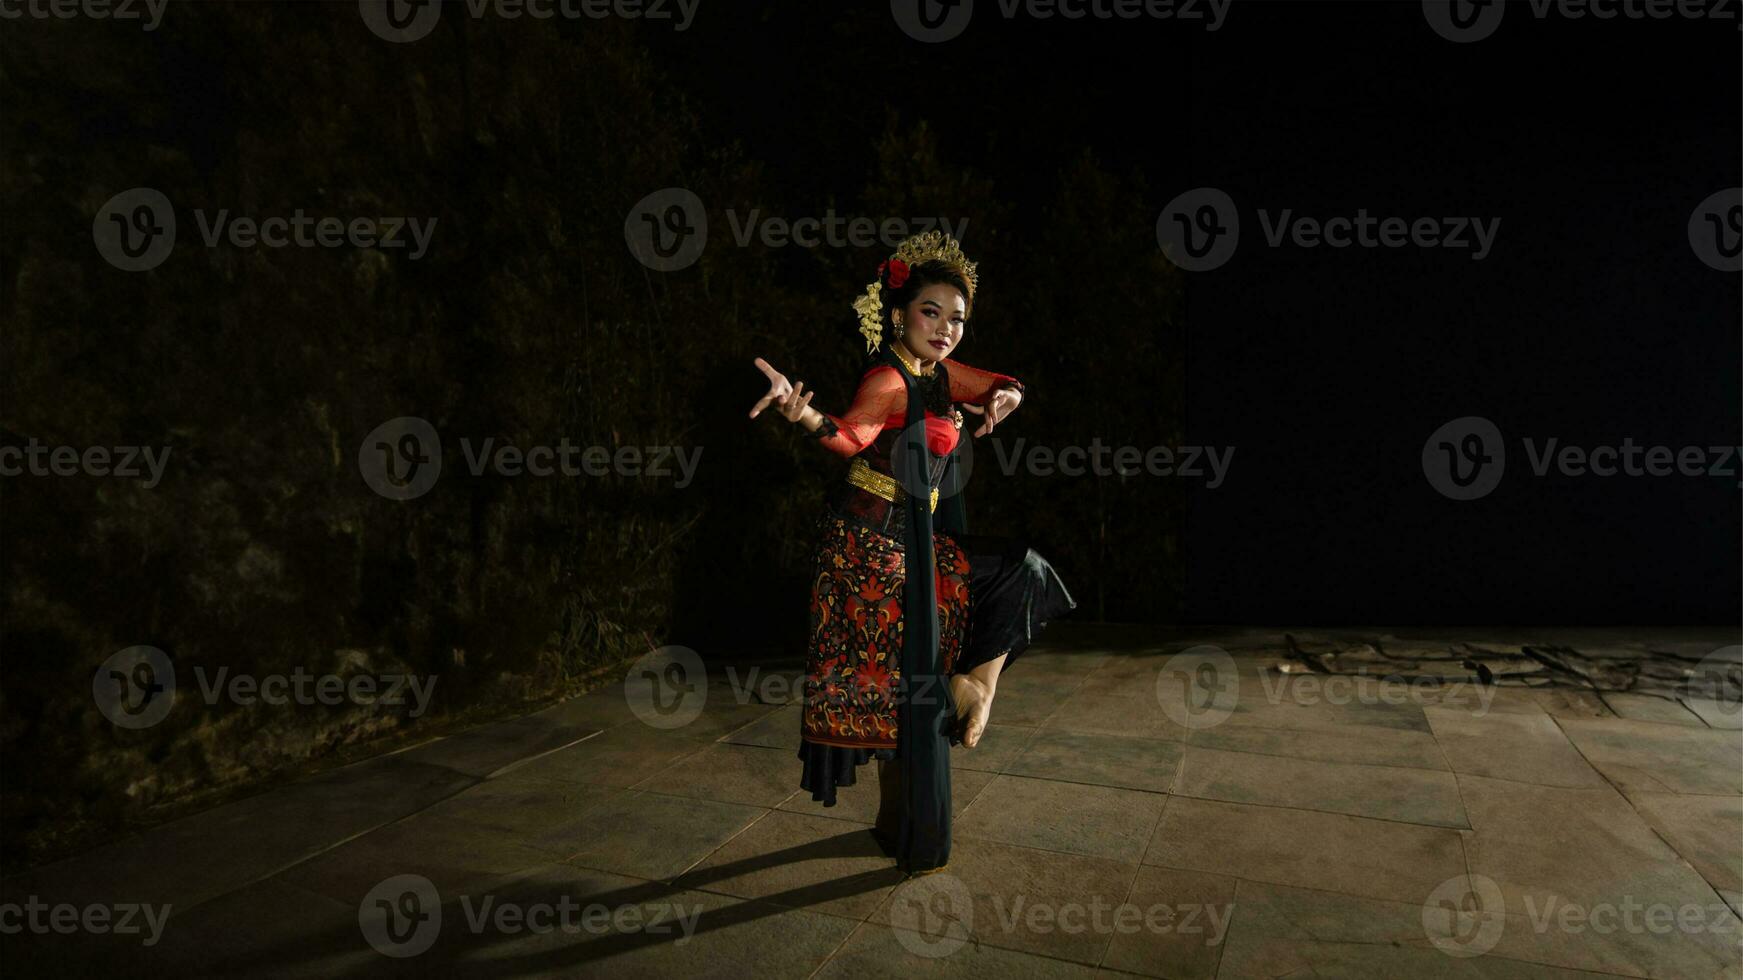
847, 458, 938, 513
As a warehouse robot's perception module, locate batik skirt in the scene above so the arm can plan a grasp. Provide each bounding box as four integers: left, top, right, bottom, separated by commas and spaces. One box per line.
796, 512, 1077, 805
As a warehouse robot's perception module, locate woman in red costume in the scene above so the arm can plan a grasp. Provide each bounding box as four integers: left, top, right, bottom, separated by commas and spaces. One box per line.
748, 231, 1075, 875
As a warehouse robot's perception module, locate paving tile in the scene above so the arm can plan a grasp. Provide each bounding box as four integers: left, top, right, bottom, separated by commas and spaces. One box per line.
419, 863, 856, 978
1216, 878, 1686, 979
953, 723, 1039, 773
1458, 774, 1730, 919
778, 761, 994, 825
0, 756, 477, 915
276, 810, 557, 906
147, 877, 371, 978
1555, 717, 1743, 795
1095, 865, 1234, 977
1189, 721, 1447, 770
392, 714, 601, 777
416, 769, 621, 841
676, 810, 903, 920
956, 775, 1166, 862
720, 703, 802, 750
1044, 691, 1187, 740
0, 876, 367, 979
1625, 792, 1743, 893
635, 742, 802, 808
1216, 689, 1434, 736
1603, 693, 1708, 727
1176, 745, 1467, 828
1423, 705, 1605, 789
505, 726, 709, 788
550, 790, 765, 882
1073, 654, 1170, 700
1004, 730, 1183, 793
1143, 797, 1466, 906
991, 682, 1078, 727
1685, 696, 1743, 731
867, 837, 1138, 964
817, 917, 1100, 978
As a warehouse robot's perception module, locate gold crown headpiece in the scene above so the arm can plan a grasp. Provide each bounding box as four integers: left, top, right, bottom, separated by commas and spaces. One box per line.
851, 230, 979, 354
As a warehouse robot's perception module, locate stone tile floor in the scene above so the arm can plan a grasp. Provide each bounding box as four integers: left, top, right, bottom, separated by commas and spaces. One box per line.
3, 624, 1740, 978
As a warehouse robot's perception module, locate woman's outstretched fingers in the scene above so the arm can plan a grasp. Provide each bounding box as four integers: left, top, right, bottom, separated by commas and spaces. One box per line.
748, 357, 793, 418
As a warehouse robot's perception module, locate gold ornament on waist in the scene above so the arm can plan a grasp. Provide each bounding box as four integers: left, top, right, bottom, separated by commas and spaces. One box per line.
847, 458, 939, 513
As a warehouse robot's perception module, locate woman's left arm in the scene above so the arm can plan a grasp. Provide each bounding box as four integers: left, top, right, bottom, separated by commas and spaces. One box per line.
943, 358, 1025, 438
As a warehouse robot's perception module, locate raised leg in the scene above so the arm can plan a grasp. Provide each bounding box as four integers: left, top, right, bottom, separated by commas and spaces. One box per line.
950, 650, 1009, 748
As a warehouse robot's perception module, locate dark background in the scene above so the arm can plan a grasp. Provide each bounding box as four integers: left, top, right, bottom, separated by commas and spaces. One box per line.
0, 0, 1736, 864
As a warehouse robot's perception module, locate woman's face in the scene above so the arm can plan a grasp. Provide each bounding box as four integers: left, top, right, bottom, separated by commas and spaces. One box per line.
896, 283, 968, 364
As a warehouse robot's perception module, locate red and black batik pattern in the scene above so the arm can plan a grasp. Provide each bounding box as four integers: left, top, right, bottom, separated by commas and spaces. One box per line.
801, 515, 971, 749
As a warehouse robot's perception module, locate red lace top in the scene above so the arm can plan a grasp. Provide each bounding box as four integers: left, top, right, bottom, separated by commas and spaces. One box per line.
815, 358, 1022, 458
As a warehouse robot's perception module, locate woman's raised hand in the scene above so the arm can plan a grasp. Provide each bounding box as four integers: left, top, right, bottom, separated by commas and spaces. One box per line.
748, 357, 814, 423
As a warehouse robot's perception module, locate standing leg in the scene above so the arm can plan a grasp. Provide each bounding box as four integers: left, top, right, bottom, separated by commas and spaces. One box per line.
872, 757, 902, 855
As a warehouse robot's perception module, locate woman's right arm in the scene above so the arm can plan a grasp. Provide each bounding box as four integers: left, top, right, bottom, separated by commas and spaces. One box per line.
750, 358, 902, 458
808, 366, 903, 457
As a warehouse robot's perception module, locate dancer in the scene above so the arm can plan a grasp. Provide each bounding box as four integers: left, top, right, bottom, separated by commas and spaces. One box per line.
748, 231, 1075, 875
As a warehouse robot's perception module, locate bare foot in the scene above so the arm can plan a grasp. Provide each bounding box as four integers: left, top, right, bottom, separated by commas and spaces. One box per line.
950, 674, 993, 748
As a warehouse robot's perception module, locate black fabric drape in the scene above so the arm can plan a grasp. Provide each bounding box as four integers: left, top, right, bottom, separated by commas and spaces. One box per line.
893, 356, 953, 875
